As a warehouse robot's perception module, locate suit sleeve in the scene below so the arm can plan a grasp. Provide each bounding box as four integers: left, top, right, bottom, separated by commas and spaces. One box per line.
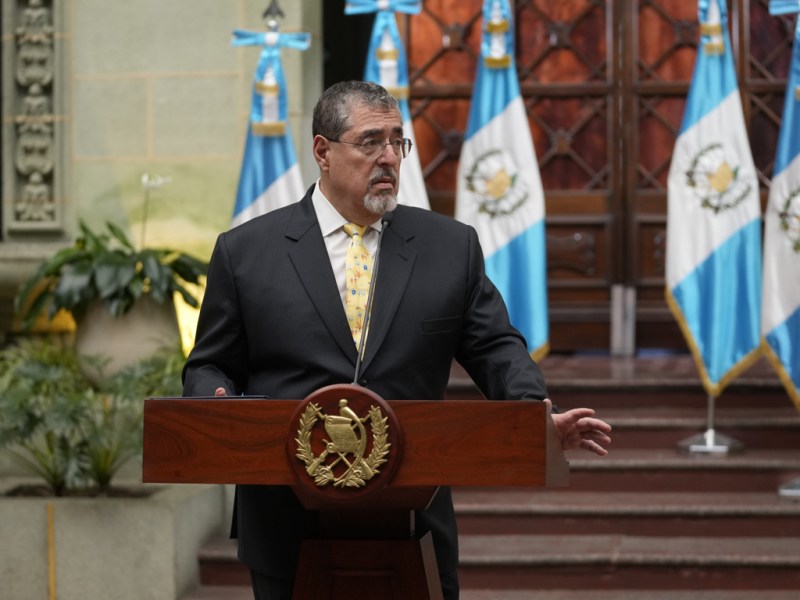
455, 226, 549, 402
182, 233, 249, 397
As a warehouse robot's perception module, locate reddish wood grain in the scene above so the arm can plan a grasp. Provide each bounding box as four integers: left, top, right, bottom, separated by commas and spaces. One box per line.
143, 398, 550, 488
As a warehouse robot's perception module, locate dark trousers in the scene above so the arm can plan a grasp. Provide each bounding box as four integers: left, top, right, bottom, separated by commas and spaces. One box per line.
249, 569, 294, 600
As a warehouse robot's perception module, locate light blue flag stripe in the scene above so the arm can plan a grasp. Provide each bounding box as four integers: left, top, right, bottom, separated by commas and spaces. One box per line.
485, 221, 549, 352
354, 2, 430, 210
773, 17, 800, 174
232, 127, 299, 217
363, 11, 413, 121
680, 0, 738, 134
672, 218, 762, 384
465, 0, 516, 138
465, 65, 520, 139
769, 0, 800, 16
765, 307, 800, 391
345, 0, 420, 15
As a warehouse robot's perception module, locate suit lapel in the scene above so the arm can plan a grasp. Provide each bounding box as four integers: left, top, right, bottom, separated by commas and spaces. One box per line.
286, 193, 358, 363
359, 209, 417, 374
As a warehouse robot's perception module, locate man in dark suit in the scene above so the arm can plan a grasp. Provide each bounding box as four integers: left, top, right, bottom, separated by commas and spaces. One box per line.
183, 80, 611, 600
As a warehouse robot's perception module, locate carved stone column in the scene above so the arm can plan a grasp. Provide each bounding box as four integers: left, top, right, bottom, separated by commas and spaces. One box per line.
1, 0, 70, 337
6, 0, 65, 232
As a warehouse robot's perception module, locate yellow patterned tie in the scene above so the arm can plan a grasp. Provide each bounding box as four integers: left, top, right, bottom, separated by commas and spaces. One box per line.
343, 223, 374, 344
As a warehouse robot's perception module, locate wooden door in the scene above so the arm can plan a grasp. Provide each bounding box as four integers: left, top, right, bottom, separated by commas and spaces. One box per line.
399, 0, 794, 353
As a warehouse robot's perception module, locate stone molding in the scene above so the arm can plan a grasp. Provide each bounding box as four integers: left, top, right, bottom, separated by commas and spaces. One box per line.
3, 0, 67, 237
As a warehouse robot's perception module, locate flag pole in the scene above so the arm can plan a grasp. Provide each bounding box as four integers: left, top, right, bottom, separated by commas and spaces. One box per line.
676, 392, 743, 454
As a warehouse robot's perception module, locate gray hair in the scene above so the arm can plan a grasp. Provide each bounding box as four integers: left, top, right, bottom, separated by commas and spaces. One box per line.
312, 80, 399, 140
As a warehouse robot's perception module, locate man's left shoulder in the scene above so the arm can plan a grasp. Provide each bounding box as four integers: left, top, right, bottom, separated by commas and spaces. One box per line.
393, 205, 472, 237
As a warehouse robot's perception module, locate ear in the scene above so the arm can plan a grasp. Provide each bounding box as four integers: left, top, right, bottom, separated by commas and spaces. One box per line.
312, 135, 331, 172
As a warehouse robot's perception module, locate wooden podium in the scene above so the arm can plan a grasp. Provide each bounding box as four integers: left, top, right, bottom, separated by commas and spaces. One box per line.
143, 385, 569, 599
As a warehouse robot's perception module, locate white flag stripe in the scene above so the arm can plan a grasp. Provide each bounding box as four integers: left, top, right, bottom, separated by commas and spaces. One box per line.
231, 163, 303, 229
456, 96, 544, 257
762, 152, 800, 334
397, 119, 429, 210
666, 92, 761, 288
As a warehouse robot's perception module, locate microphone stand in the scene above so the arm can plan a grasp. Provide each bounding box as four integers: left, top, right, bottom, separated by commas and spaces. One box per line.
352, 212, 394, 385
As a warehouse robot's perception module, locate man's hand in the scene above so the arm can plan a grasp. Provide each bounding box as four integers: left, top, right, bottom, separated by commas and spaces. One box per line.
214, 387, 228, 397
546, 399, 612, 457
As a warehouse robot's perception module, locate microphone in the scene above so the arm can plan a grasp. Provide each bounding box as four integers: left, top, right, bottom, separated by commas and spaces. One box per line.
352, 211, 394, 385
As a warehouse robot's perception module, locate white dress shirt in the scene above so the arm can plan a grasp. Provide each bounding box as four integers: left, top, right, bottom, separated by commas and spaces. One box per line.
311, 181, 382, 310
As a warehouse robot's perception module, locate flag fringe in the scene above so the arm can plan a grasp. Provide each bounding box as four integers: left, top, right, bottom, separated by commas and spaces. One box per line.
665, 287, 763, 398
252, 122, 287, 137
761, 340, 800, 410
485, 55, 511, 69
530, 341, 549, 364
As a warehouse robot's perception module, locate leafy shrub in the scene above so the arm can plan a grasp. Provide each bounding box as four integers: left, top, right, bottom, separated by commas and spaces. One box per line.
15, 220, 208, 329
0, 338, 184, 495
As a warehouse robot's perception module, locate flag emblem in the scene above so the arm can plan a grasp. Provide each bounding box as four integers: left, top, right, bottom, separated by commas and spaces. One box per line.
685, 143, 753, 212
778, 187, 800, 251
465, 148, 530, 217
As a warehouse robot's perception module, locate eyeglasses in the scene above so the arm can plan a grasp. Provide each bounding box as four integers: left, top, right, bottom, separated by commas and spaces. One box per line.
327, 137, 413, 159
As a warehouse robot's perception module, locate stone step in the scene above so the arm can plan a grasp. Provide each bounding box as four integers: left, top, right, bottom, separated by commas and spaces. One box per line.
564, 448, 800, 492
457, 534, 800, 591
547, 387, 791, 409
462, 591, 800, 600
579, 406, 800, 450
194, 526, 800, 592
196, 538, 250, 587
182, 586, 800, 600
447, 354, 795, 412
454, 489, 800, 537
181, 585, 252, 600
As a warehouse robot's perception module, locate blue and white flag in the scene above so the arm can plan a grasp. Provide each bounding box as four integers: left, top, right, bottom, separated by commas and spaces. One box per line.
666, 0, 762, 397
230, 28, 311, 227
454, 0, 548, 360
763, 2, 800, 408
345, 1, 430, 209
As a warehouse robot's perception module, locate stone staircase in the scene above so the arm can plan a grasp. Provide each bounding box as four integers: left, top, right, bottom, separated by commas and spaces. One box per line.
182, 355, 800, 599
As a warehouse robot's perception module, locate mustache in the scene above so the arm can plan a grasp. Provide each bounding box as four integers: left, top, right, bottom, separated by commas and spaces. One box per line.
369, 168, 397, 186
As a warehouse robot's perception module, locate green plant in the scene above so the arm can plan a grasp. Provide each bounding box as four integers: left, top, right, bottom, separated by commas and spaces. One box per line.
15, 220, 208, 330
0, 338, 185, 495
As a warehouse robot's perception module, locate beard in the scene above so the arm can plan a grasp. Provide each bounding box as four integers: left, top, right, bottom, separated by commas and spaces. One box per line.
363, 167, 399, 215
364, 192, 398, 215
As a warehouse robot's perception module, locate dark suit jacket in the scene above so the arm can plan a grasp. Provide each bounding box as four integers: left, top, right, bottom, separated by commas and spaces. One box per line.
182, 185, 548, 593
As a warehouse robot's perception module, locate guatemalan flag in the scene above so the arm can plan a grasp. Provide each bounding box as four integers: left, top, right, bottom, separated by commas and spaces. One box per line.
666, 0, 762, 397
230, 27, 310, 227
346, 0, 430, 209
455, 0, 548, 360
763, 1, 800, 408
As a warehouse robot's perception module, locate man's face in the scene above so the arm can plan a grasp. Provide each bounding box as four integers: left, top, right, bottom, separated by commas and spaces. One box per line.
317, 103, 403, 218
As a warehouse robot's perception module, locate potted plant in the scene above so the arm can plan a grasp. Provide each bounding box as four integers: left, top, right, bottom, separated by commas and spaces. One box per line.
0, 337, 186, 496
14, 220, 208, 381
0, 339, 225, 600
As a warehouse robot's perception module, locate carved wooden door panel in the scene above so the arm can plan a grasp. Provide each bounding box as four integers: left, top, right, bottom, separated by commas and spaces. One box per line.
403, 0, 793, 353
407, 0, 620, 351
628, 0, 793, 351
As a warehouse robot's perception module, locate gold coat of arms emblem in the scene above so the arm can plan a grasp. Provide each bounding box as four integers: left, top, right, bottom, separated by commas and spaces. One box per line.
295, 399, 391, 489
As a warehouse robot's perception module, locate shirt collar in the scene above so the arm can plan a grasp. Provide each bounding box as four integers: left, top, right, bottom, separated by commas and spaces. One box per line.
312, 180, 383, 236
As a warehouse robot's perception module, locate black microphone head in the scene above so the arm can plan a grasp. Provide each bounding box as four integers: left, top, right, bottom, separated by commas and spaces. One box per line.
381, 211, 395, 227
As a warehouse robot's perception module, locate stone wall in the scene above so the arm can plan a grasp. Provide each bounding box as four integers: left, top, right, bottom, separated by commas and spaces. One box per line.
0, 0, 323, 339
